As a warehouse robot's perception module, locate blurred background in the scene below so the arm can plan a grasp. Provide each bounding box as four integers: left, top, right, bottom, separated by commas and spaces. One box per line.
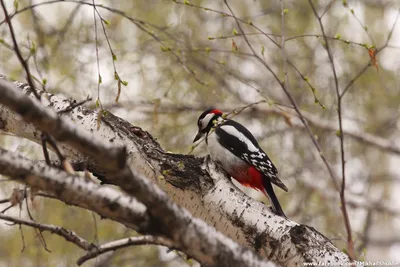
1, 0, 400, 266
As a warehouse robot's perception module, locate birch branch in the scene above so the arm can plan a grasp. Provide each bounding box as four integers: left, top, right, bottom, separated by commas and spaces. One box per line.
77, 235, 175, 265
0, 77, 274, 267
0, 213, 94, 251
0, 76, 350, 266
0, 148, 150, 231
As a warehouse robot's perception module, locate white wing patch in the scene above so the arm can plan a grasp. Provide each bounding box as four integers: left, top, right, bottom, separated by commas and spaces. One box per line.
219, 125, 259, 152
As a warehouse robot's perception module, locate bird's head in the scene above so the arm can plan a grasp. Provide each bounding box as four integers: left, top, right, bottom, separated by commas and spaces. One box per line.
193, 109, 223, 143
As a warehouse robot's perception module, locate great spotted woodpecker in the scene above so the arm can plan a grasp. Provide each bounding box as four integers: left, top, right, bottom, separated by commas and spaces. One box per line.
193, 109, 287, 217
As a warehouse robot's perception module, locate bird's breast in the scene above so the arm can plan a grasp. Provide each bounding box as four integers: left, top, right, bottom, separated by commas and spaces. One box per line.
207, 133, 245, 169
207, 132, 261, 188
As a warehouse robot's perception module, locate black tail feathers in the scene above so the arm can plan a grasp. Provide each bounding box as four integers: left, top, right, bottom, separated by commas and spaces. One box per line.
262, 178, 286, 218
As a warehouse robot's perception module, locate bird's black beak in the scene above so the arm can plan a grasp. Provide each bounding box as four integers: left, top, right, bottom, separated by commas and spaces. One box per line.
193, 132, 203, 143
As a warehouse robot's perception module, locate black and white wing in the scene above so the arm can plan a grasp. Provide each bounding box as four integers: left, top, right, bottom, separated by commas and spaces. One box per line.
215, 120, 288, 191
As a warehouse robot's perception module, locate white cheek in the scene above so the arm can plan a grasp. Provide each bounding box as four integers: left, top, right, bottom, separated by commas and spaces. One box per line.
201, 113, 215, 130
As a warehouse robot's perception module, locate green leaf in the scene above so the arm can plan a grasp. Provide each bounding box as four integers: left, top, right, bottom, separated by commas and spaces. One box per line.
160, 46, 171, 52
30, 41, 36, 54
184, 0, 190, 4
95, 98, 100, 108
232, 28, 238, 35
334, 33, 341, 39
261, 45, 265, 56
283, 9, 289, 14
13, 0, 18, 10
42, 78, 47, 85
121, 80, 128, 86
104, 20, 110, 26
112, 53, 117, 61
98, 75, 102, 84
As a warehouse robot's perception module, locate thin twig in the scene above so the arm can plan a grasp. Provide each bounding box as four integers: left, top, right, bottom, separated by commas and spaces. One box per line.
24, 185, 51, 252
340, 62, 372, 97
92, 2, 125, 102
1, 0, 69, 173
344, 3, 375, 45
308, 0, 354, 261
77, 235, 175, 266
41, 133, 51, 165
341, 9, 399, 98
281, 0, 289, 113
91, 212, 99, 246
0, 0, 40, 100
92, 0, 103, 109
58, 96, 92, 114
0, 204, 13, 213
18, 220, 26, 252
50, 4, 82, 56
223, 0, 339, 193
377, 8, 400, 53
42, 134, 66, 162
320, 0, 335, 18
0, 213, 95, 251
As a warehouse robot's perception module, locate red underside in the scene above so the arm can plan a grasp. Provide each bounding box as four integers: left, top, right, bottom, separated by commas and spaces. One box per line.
233, 166, 265, 193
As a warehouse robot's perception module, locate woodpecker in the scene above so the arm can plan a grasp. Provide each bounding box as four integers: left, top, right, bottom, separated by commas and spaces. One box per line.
193, 109, 288, 217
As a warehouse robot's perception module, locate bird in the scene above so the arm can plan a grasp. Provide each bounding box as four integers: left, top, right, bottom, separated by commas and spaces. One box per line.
193, 109, 287, 217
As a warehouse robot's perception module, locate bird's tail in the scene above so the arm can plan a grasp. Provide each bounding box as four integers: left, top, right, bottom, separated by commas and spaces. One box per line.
262, 177, 286, 218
